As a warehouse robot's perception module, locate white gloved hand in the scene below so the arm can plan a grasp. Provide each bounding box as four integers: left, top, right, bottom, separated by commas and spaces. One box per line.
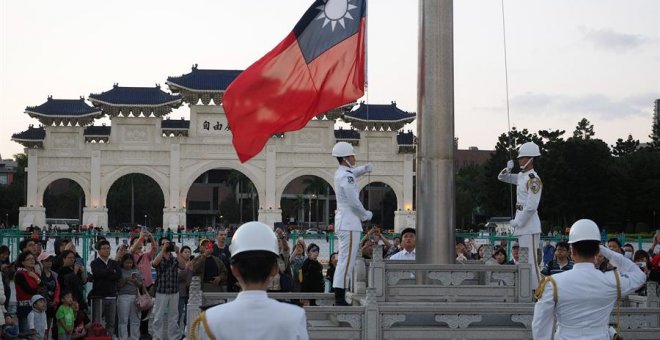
363, 211, 373, 221
364, 163, 374, 173
506, 160, 514, 171
509, 220, 518, 229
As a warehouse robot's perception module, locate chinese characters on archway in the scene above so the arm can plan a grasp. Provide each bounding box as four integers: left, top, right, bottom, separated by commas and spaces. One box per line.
202, 120, 231, 132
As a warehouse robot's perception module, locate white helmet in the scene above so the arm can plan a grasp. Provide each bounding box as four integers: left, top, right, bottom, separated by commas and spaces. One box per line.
229, 222, 278, 258
332, 142, 355, 157
517, 142, 541, 158
568, 219, 601, 244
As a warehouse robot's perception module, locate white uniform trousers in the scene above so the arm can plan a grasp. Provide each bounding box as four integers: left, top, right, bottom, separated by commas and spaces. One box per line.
518, 233, 541, 289
332, 230, 361, 290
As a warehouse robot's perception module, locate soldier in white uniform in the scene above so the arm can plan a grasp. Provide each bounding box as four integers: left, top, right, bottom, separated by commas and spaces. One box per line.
331, 142, 373, 306
497, 141, 543, 288
532, 219, 646, 340
189, 222, 308, 340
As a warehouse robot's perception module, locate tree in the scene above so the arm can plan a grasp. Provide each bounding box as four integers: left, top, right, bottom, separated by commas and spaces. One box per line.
648, 105, 660, 149
611, 134, 639, 156
0, 153, 27, 226
303, 176, 330, 227
572, 118, 595, 140
456, 164, 485, 228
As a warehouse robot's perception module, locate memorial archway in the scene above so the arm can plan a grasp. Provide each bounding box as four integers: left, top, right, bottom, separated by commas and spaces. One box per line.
106, 174, 164, 229
280, 175, 335, 231
185, 169, 259, 228
43, 179, 85, 226
359, 182, 397, 230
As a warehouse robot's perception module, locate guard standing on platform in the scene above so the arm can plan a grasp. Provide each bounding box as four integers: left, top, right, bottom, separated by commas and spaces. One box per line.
497, 141, 543, 288
532, 219, 646, 339
331, 142, 373, 306
189, 221, 308, 340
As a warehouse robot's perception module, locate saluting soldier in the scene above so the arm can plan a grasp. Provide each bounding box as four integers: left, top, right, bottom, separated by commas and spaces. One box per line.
532, 219, 645, 339
497, 141, 543, 288
189, 222, 308, 340
331, 142, 373, 306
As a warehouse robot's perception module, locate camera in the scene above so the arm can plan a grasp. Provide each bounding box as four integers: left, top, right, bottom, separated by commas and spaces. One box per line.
166, 242, 175, 252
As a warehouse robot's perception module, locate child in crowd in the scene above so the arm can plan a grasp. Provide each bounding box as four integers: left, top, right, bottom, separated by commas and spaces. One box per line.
26, 295, 47, 340
2, 314, 19, 339
55, 292, 75, 340
70, 302, 89, 340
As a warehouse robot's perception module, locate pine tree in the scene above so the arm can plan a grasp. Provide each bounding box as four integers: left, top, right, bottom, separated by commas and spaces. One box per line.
572, 118, 595, 140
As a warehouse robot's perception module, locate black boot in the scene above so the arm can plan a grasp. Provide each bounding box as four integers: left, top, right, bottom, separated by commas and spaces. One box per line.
334, 288, 350, 306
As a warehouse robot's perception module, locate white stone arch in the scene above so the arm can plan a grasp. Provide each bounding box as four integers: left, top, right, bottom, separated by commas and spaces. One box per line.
179, 160, 265, 208
358, 176, 403, 210
275, 168, 335, 206
38, 173, 91, 207
100, 166, 169, 206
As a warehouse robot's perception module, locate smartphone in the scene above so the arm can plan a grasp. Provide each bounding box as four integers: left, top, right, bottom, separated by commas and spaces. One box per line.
75, 258, 83, 266
122, 239, 128, 246
166, 242, 176, 252
142, 225, 147, 232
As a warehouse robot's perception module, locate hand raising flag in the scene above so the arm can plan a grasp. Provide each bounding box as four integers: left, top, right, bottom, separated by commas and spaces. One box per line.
223, 0, 367, 163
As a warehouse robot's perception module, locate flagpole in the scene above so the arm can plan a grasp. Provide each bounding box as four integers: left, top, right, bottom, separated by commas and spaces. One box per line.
416, 0, 455, 265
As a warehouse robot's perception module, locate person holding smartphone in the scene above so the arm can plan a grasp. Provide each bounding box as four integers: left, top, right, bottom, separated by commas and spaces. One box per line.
129, 231, 157, 338
117, 254, 143, 340
151, 237, 186, 340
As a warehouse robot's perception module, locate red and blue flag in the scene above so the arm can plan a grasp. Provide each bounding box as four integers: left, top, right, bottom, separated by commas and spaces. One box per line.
223, 0, 367, 163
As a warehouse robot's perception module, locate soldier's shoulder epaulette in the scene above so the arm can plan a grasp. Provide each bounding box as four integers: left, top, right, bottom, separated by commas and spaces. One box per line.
528, 173, 536, 179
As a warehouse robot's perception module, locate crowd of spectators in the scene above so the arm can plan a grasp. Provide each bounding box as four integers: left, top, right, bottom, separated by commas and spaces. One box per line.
1, 225, 659, 339
449, 232, 660, 295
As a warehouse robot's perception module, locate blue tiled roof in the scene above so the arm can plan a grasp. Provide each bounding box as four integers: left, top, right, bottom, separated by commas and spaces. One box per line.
12, 126, 45, 141
167, 65, 242, 91
334, 128, 360, 139
162, 119, 190, 129
25, 97, 101, 117
397, 131, 416, 145
84, 125, 111, 136
345, 102, 416, 122
89, 84, 181, 106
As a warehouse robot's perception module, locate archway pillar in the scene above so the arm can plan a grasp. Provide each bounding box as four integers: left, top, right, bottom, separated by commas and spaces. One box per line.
258, 208, 282, 229
90, 150, 102, 207
394, 210, 416, 233
83, 207, 108, 230
163, 208, 186, 231
19, 206, 46, 230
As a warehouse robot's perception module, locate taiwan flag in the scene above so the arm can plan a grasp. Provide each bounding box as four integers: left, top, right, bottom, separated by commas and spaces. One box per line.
223, 0, 367, 163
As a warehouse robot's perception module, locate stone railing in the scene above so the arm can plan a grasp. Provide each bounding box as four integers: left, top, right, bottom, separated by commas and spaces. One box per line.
203, 292, 336, 306
352, 245, 533, 304
625, 281, 659, 308
188, 249, 660, 340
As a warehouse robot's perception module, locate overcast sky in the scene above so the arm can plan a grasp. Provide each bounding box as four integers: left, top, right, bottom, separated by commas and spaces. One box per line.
1, 0, 659, 160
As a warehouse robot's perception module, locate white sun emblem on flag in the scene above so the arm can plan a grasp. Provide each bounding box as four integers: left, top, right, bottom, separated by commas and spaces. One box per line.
316, 0, 358, 31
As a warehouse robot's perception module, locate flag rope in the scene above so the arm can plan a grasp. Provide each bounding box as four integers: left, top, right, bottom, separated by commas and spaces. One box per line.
501, 0, 515, 219
364, 0, 371, 227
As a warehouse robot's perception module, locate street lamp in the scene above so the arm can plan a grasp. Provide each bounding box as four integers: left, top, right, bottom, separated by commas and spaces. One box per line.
144, 214, 147, 228
308, 196, 312, 229
312, 194, 318, 229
